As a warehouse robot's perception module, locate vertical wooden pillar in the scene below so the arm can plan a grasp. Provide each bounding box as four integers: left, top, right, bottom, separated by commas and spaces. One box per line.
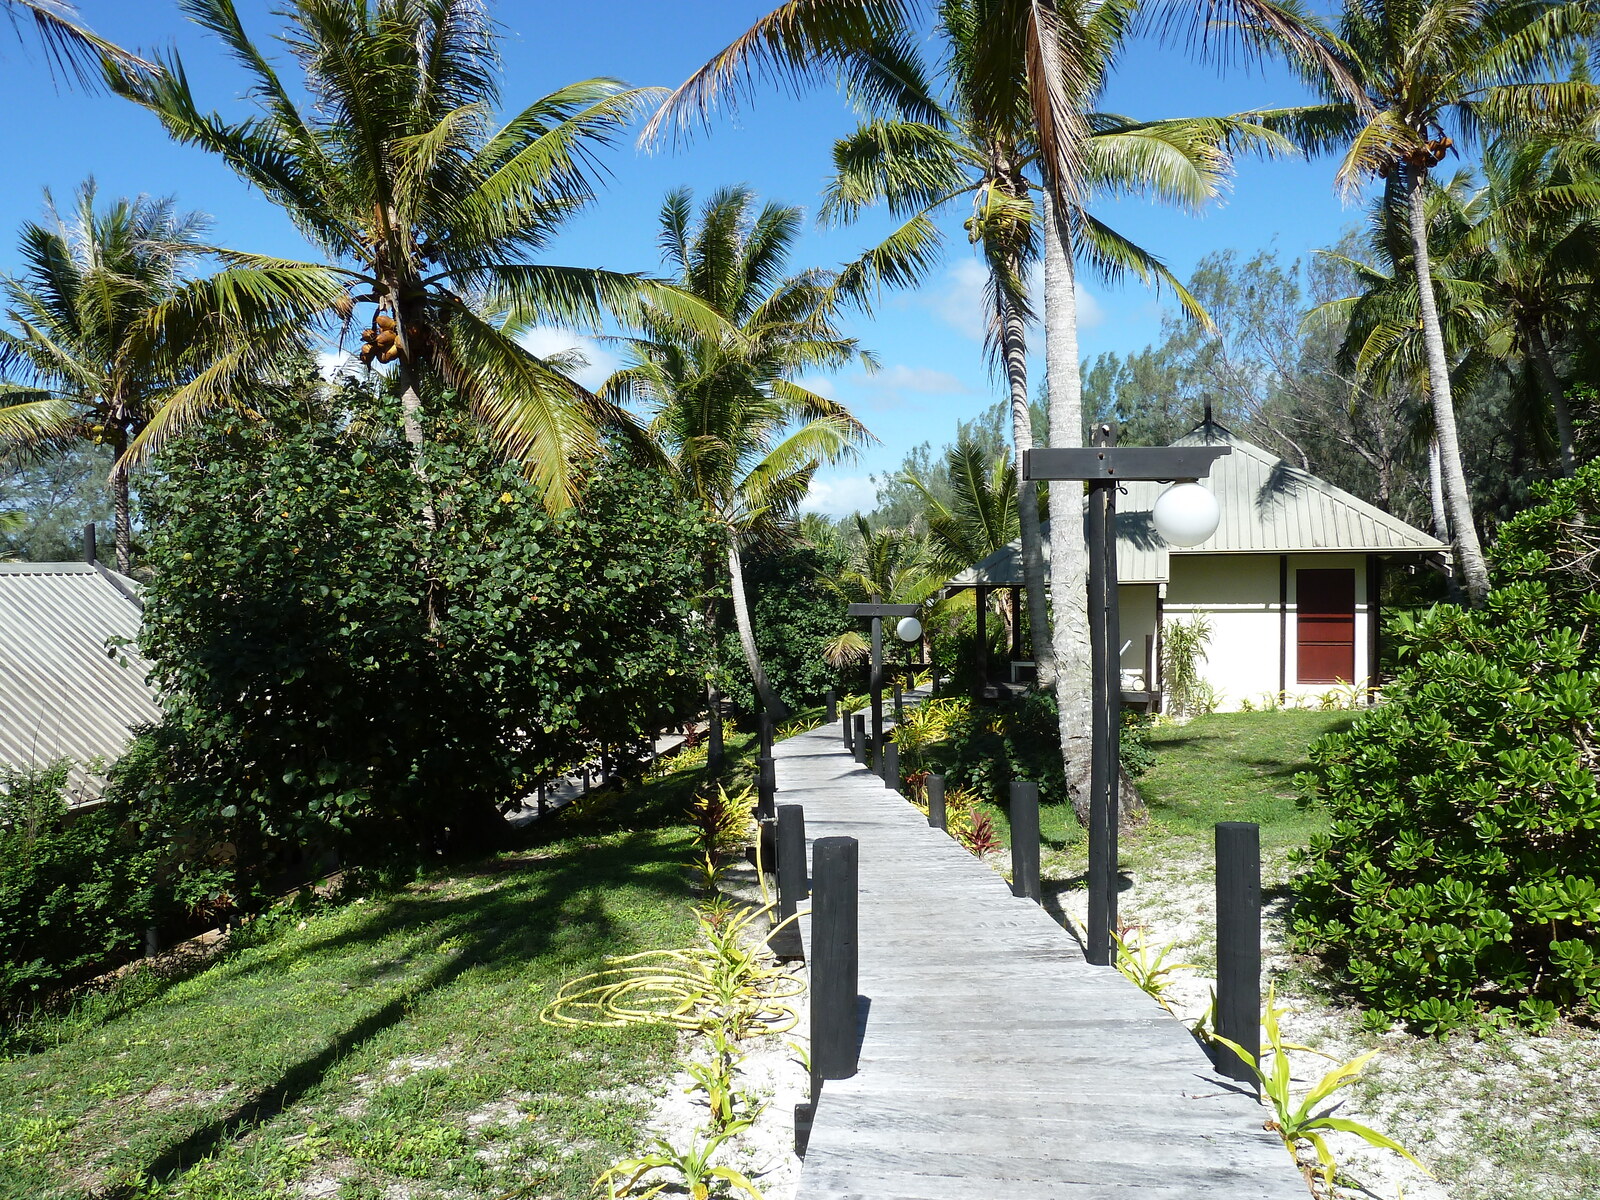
975, 586, 989, 694
1009, 781, 1041, 902
926, 774, 946, 831
811, 836, 860, 1096
841, 710, 853, 750
826, 688, 838, 722
882, 742, 899, 793
852, 715, 867, 765
1216, 821, 1261, 1091
1010, 586, 1023, 663
769, 804, 807, 958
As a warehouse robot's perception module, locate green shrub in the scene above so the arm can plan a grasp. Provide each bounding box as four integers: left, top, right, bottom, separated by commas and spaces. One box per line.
0, 764, 163, 1009
1291, 463, 1600, 1033
129, 392, 712, 889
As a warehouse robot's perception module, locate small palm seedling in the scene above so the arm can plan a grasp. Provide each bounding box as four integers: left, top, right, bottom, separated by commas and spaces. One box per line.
1111, 928, 1196, 1015
1214, 988, 1431, 1197
684, 1053, 759, 1132
594, 1119, 765, 1199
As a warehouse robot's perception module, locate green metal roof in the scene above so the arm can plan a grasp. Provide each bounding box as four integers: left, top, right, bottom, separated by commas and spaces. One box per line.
946, 421, 1448, 589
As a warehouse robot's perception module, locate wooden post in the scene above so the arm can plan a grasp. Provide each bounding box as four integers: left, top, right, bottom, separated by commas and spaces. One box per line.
707, 684, 724, 776
826, 688, 838, 722
1009, 781, 1041, 902
930, 665, 940, 698
769, 804, 807, 959
852, 715, 867, 765
1086, 425, 1122, 965
811, 836, 860, 1094
536, 783, 546, 817
757, 756, 776, 819
760, 713, 774, 758
926, 773, 946, 832
842, 710, 853, 751
1216, 821, 1261, 1091
882, 742, 899, 793
893, 680, 903, 724
975, 586, 989, 694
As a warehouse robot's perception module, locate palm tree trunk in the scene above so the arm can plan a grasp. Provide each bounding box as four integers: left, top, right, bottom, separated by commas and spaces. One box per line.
394, 341, 442, 629
1405, 169, 1490, 603
727, 538, 787, 720
1041, 190, 1095, 815
1427, 436, 1448, 542
1001, 288, 1055, 685
1524, 319, 1576, 477
112, 463, 132, 574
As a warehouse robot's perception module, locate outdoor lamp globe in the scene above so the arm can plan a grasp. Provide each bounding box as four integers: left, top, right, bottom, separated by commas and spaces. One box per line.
895, 616, 923, 642
1151, 482, 1221, 547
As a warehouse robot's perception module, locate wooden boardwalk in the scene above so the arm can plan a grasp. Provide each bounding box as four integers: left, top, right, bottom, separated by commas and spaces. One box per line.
777, 706, 1302, 1200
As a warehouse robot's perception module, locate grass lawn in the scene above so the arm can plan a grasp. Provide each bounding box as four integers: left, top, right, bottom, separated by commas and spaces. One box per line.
0, 750, 746, 1200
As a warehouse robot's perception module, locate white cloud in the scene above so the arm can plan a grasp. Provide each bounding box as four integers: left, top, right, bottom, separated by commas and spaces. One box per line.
793, 374, 838, 400
852, 363, 971, 411
802, 474, 879, 517
515, 326, 622, 392
315, 348, 361, 380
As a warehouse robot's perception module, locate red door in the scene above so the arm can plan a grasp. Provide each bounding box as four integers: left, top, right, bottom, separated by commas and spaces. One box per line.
1297, 568, 1356, 684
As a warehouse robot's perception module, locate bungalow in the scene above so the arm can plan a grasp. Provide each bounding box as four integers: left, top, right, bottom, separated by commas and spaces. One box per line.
945, 419, 1449, 711
0, 536, 158, 804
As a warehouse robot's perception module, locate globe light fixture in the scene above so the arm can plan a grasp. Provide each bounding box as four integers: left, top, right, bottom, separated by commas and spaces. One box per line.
895, 615, 923, 643
1151, 481, 1222, 547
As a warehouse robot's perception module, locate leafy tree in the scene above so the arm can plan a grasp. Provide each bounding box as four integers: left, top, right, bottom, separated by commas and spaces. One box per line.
125, 387, 712, 887
0, 183, 213, 571
1292, 460, 1600, 1034
604, 186, 870, 720
0, 443, 115, 562
107, 0, 720, 519
1265, 0, 1599, 601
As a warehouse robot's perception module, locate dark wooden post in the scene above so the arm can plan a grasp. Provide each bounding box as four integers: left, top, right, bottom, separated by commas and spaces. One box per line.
852, 715, 868, 765
882, 742, 899, 793
1086, 425, 1122, 966
582, 766, 591, 795
892, 680, 903, 724
1216, 821, 1261, 1090
975, 586, 989, 694
760, 713, 774, 758
1009, 781, 1041, 902
826, 688, 838, 722
930, 665, 940, 698
769, 804, 807, 959
842, 710, 853, 751
870, 610, 885, 761
707, 684, 724, 775
926, 774, 946, 831
811, 836, 860, 1095
84, 523, 97, 564
757, 756, 776, 819
536, 783, 547, 817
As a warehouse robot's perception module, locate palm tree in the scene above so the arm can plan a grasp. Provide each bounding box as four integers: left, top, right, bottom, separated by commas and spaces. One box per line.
1463, 137, 1600, 476
1260, 0, 1599, 601
0, 182, 213, 571
603, 186, 872, 720
4, 0, 153, 87
822, 6, 1270, 689
106, 0, 721, 514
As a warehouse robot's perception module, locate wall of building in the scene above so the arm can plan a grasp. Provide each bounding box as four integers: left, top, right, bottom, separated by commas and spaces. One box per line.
1161, 552, 1372, 711
1116, 584, 1160, 691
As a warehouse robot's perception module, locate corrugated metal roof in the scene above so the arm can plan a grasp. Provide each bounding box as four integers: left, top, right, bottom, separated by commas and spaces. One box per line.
947, 422, 1448, 589
0, 562, 160, 803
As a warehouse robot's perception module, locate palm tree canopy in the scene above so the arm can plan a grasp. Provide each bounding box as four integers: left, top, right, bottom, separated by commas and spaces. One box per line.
0, 181, 213, 451
605, 185, 874, 544
4, 0, 155, 89
1257, 0, 1600, 193
906, 436, 1020, 572
106, 0, 725, 507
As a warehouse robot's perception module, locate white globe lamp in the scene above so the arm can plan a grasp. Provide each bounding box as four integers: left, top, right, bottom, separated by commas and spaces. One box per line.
1151, 482, 1221, 547
895, 615, 923, 643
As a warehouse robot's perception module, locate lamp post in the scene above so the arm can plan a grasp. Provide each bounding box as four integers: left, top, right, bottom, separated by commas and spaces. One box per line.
1022, 423, 1228, 966
847, 598, 921, 759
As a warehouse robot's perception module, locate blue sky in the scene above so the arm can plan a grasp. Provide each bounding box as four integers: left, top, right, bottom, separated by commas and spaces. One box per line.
0, 1, 1366, 515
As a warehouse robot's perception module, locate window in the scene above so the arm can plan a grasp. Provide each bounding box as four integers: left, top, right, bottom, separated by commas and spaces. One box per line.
1297, 568, 1355, 684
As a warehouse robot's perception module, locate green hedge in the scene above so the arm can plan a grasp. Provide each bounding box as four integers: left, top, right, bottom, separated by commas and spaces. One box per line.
1291, 463, 1600, 1034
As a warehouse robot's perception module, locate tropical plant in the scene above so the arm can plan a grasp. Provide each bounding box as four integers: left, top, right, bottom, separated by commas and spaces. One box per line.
1292, 460, 1600, 1033
1160, 614, 1213, 718
107, 0, 723, 520
1110, 927, 1195, 1014
1262, 0, 1600, 601
1214, 988, 1431, 1197
604, 186, 871, 719
593, 1119, 765, 1200
0, 183, 225, 571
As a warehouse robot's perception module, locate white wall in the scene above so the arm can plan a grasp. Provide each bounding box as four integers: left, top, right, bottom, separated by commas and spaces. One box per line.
1160, 553, 1371, 711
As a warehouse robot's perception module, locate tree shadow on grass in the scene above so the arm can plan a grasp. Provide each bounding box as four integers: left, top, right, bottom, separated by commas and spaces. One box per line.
98, 823, 692, 1198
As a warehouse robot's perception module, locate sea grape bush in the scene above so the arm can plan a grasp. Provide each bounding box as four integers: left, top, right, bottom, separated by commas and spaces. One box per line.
124, 391, 712, 888
1291, 463, 1600, 1033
